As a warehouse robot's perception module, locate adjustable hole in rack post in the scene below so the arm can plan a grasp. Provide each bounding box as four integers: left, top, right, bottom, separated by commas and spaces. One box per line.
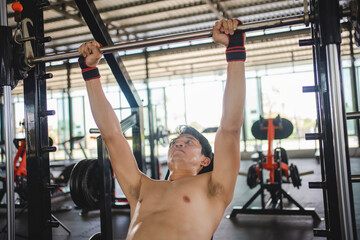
40, 73, 53, 80
302, 86, 319, 93
313, 229, 331, 237
46, 220, 60, 228
299, 38, 314, 46
37, 0, 50, 9
305, 133, 323, 140
40, 110, 55, 117
309, 181, 326, 189
45, 183, 58, 191
42, 146, 57, 153
37, 36, 52, 43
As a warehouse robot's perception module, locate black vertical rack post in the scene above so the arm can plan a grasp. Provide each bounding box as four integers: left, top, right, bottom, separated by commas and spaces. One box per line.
20, 0, 57, 239
97, 136, 114, 240
307, 0, 358, 239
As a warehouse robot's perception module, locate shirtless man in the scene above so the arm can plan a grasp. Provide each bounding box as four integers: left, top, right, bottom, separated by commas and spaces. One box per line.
78, 19, 245, 240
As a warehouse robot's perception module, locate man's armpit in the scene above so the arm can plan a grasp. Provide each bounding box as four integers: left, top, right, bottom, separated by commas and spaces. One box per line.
207, 178, 224, 198
128, 184, 141, 200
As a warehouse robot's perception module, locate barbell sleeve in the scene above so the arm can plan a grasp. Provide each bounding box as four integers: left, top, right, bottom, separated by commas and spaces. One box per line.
28, 15, 306, 65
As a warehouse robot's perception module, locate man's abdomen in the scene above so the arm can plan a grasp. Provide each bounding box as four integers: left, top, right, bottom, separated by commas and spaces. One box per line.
127, 209, 215, 240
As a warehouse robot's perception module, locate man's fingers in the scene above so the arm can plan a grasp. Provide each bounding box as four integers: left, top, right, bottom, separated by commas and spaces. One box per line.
218, 19, 240, 35
78, 43, 87, 57
214, 21, 222, 30
233, 19, 239, 30
220, 19, 229, 34
228, 20, 234, 35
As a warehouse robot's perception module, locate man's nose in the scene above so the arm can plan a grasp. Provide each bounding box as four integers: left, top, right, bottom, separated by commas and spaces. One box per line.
175, 142, 184, 147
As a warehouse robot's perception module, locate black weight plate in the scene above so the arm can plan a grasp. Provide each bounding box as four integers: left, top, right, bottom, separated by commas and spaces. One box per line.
82, 159, 101, 209
56, 163, 76, 185
290, 164, 302, 189
70, 159, 89, 208
77, 160, 95, 209
247, 164, 258, 189
89, 232, 101, 240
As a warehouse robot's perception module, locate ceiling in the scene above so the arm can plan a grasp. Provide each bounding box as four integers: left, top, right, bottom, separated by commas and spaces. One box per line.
5, 0, 359, 94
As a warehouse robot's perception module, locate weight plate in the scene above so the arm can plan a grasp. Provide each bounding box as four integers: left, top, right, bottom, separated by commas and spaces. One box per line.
89, 232, 101, 240
289, 164, 302, 189
82, 160, 100, 209
70, 159, 89, 208
247, 164, 258, 189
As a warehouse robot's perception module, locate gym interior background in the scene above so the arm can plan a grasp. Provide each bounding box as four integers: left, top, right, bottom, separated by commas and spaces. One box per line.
1, 0, 360, 239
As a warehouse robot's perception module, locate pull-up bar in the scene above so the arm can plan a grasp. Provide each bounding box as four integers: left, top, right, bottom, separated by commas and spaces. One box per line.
28, 15, 307, 65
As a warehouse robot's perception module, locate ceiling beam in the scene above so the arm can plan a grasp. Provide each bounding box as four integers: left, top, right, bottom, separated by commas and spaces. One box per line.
204, 0, 232, 19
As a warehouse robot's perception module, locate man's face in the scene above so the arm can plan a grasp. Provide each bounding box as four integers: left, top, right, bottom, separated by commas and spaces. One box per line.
167, 134, 207, 173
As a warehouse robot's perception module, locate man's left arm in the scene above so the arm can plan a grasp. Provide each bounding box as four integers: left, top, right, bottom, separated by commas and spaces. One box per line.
211, 19, 246, 205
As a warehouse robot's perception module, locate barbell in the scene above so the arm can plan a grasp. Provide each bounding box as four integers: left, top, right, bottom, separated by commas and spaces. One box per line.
27, 14, 308, 66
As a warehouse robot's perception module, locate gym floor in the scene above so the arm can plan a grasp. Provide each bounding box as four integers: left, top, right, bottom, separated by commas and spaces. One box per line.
0, 158, 359, 240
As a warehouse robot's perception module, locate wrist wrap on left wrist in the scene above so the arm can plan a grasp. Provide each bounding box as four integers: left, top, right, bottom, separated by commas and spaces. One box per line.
78, 56, 100, 81
226, 20, 246, 62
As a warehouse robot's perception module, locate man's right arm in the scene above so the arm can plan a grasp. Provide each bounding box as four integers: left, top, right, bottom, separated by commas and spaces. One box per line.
79, 41, 143, 205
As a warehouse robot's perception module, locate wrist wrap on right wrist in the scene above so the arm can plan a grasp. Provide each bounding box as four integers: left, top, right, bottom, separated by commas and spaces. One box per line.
78, 56, 100, 81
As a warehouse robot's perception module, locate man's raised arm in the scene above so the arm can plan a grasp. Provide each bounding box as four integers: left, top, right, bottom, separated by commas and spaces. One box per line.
211, 19, 246, 204
78, 41, 143, 205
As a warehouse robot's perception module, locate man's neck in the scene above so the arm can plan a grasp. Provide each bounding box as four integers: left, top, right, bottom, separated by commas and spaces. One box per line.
168, 170, 197, 181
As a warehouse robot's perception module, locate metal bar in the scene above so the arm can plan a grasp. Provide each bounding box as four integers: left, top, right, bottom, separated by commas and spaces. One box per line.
145, 51, 159, 179
346, 112, 360, 120
326, 43, 355, 240
4, 88, 14, 240
89, 113, 138, 134
29, 15, 306, 65
66, 62, 74, 158
97, 136, 113, 240
51, 214, 71, 234
352, 175, 360, 183
0, 2, 15, 240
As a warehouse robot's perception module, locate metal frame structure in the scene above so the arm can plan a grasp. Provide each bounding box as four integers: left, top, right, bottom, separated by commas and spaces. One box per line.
231, 1, 358, 239
0, 2, 15, 240
0, 0, 358, 239
74, 0, 146, 173
308, 0, 357, 238
20, 0, 56, 239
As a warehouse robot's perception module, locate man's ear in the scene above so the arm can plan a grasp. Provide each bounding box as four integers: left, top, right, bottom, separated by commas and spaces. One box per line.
200, 157, 211, 167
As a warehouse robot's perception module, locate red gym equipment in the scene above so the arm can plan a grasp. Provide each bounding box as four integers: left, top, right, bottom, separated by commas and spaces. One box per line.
230, 115, 320, 221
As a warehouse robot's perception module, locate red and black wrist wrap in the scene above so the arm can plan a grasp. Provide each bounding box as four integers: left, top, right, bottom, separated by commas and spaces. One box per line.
226, 21, 246, 62
78, 56, 100, 81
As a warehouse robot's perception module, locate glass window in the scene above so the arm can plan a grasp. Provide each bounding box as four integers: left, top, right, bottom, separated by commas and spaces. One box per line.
260, 71, 317, 150
165, 84, 186, 131
244, 77, 263, 152
185, 81, 223, 130
343, 68, 355, 136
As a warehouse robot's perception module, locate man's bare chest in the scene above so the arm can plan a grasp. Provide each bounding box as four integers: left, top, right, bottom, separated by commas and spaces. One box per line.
136, 176, 214, 215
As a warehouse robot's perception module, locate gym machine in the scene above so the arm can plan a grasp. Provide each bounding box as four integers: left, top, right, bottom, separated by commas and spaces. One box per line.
1, 0, 359, 239
232, 115, 320, 221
